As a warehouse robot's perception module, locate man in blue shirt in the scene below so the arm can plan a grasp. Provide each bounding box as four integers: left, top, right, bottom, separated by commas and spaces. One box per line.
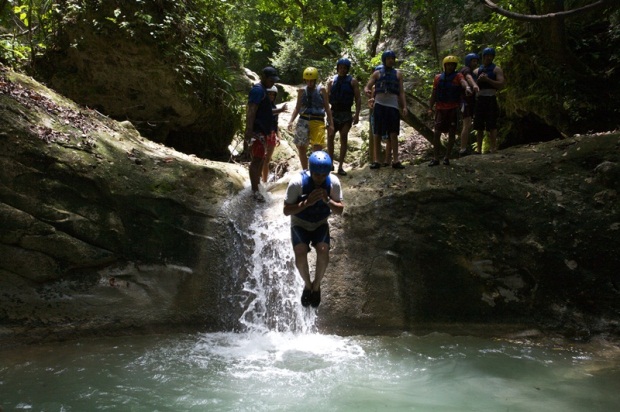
245, 66, 280, 201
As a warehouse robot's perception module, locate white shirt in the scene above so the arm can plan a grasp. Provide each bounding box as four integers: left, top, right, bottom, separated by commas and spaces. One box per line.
284, 172, 343, 231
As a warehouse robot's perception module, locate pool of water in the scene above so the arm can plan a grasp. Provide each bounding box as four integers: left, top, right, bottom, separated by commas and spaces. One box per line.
1, 331, 618, 411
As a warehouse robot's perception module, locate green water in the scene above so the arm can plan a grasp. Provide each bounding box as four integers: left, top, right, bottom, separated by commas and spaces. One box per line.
1, 331, 618, 411
3, 190, 618, 411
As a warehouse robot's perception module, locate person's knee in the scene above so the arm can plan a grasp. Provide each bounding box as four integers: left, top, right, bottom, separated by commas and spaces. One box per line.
294, 243, 309, 255
315, 243, 329, 254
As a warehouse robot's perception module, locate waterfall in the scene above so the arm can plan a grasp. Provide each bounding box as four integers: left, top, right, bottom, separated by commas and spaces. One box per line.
224, 186, 317, 334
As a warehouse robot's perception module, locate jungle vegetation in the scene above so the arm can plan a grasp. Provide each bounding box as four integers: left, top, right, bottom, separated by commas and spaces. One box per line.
1, 0, 619, 146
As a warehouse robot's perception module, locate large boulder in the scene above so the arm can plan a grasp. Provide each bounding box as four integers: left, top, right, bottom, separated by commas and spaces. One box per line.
0, 68, 246, 345
318, 134, 620, 339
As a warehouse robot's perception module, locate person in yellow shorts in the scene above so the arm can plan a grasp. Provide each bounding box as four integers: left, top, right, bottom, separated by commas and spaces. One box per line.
288, 67, 334, 170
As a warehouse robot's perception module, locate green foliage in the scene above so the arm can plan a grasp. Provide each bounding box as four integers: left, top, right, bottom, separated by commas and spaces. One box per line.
51, 1, 244, 126
0, 0, 56, 70
399, 43, 436, 101
462, 13, 515, 64
253, 0, 353, 44
463, 0, 620, 133
270, 33, 307, 84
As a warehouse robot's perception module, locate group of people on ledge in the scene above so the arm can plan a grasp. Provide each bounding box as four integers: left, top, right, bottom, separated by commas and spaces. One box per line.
244, 48, 505, 308
428, 48, 505, 166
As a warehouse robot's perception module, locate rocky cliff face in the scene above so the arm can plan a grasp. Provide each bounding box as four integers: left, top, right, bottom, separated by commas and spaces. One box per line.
1, 67, 619, 346
1, 68, 246, 345
318, 136, 620, 339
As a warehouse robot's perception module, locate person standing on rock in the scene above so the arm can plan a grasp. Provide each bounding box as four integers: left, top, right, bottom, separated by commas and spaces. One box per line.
473, 47, 505, 154
245, 66, 280, 201
428, 55, 472, 166
288, 67, 334, 171
458, 53, 480, 157
262, 85, 288, 183
283, 151, 344, 308
364, 50, 407, 170
327, 58, 361, 176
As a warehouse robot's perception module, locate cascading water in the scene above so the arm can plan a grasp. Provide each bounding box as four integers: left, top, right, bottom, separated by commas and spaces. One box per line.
223, 186, 317, 334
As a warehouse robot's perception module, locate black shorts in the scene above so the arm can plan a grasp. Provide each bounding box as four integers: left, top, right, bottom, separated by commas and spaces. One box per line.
473, 96, 499, 131
291, 223, 330, 248
462, 95, 476, 119
434, 107, 458, 133
332, 110, 353, 132
373, 103, 400, 136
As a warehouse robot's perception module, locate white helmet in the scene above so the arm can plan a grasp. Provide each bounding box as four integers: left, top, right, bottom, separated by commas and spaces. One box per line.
266, 86, 278, 94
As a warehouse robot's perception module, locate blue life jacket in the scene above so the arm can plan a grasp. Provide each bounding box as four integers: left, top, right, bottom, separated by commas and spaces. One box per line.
375, 67, 400, 95
296, 171, 332, 223
301, 85, 326, 119
477, 63, 497, 90
329, 75, 354, 111
436, 72, 462, 103
252, 83, 274, 134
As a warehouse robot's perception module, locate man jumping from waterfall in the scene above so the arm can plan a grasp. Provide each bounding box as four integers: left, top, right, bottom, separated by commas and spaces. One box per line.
283, 151, 344, 308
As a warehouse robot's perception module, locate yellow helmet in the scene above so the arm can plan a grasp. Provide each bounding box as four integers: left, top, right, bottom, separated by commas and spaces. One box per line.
303, 67, 319, 80
442, 55, 459, 67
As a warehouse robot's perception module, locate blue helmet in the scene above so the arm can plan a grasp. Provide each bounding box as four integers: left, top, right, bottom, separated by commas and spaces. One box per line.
381, 50, 396, 64
309, 151, 332, 174
482, 47, 496, 57
464, 53, 480, 67
336, 58, 351, 70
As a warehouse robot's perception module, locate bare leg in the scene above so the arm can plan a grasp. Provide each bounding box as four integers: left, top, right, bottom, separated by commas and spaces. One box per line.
327, 129, 336, 161
476, 130, 484, 154
372, 134, 381, 163
338, 124, 351, 170
390, 133, 399, 163
489, 129, 498, 153
384, 139, 392, 165
293, 243, 312, 290
249, 157, 263, 192
261, 146, 275, 183
297, 145, 308, 170
312, 243, 330, 292
445, 131, 456, 160
432, 130, 441, 160
460, 117, 472, 151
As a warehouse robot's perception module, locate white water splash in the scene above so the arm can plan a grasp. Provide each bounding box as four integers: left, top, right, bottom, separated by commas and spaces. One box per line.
225, 185, 317, 334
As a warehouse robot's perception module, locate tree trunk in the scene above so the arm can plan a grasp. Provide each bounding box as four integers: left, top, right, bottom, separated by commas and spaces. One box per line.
369, 0, 383, 56
539, 0, 569, 66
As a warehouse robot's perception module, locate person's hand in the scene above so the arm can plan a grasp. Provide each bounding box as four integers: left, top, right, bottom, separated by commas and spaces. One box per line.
287, 122, 294, 132
364, 89, 372, 98
478, 73, 488, 83
307, 188, 328, 205
353, 113, 360, 125
465, 87, 472, 96
401, 107, 408, 117
281, 103, 288, 112
244, 129, 253, 141
473, 85, 480, 93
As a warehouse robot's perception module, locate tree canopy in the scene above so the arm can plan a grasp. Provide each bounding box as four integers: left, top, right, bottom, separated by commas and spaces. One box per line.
2, 0, 619, 144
